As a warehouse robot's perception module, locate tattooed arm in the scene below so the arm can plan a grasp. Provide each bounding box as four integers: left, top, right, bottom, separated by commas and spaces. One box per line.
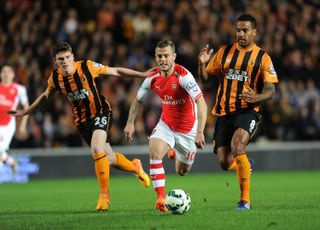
239, 82, 275, 103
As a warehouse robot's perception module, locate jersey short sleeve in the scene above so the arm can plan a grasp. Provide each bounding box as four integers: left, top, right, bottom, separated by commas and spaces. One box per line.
261, 54, 278, 83
136, 77, 152, 101
205, 46, 225, 77
179, 73, 203, 101
86, 60, 108, 78
17, 84, 29, 106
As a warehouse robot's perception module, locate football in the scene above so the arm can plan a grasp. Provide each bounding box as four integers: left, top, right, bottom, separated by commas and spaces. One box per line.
165, 189, 191, 214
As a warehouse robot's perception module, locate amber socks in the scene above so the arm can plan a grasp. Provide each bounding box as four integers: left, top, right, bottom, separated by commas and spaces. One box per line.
235, 154, 251, 203
93, 152, 110, 195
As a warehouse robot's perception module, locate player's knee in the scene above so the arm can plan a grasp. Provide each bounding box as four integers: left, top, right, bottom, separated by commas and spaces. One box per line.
149, 150, 163, 160
91, 146, 103, 156
231, 141, 246, 155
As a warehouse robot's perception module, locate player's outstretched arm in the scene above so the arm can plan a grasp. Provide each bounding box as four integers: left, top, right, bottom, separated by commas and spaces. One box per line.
124, 98, 141, 142
198, 44, 213, 83
8, 88, 57, 117
107, 67, 157, 78
195, 96, 208, 149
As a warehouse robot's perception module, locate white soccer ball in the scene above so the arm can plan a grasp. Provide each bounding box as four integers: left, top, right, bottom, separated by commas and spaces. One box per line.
165, 189, 191, 214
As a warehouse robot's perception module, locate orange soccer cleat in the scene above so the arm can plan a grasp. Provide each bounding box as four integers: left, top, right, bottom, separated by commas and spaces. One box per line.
167, 149, 176, 160
96, 193, 110, 211
132, 159, 151, 188
154, 197, 168, 213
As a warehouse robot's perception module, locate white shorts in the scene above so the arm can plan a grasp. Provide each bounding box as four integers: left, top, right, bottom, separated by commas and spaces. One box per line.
150, 119, 197, 165
0, 119, 16, 152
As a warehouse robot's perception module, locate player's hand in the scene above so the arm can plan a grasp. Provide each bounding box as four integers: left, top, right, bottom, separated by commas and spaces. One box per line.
198, 44, 213, 65
7, 109, 27, 117
195, 132, 205, 149
143, 67, 158, 77
239, 87, 261, 103
124, 123, 135, 142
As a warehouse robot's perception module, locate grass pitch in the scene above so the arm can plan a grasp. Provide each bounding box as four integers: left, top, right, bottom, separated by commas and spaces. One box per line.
0, 171, 319, 230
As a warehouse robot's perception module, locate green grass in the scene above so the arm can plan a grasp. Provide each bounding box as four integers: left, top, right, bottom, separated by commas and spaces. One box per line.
1, 171, 320, 230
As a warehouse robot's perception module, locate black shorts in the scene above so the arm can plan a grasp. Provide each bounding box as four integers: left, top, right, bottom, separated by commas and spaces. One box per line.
213, 109, 261, 153
77, 112, 113, 146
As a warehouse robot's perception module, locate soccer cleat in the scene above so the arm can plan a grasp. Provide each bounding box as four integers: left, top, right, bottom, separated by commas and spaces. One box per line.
155, 197, 168, 213
133, 159, 151, 187
236, 200, 252, 211
96, 193, 110, 211
249, 158, 254, 175
167, 149, 176, 160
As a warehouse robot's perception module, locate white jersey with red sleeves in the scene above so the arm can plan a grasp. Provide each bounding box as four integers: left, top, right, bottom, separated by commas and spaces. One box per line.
137, 64, 203, 133
0, 83, 29, 126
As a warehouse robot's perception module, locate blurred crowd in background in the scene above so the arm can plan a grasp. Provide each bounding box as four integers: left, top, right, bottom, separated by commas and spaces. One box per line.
0, 0, 319, 148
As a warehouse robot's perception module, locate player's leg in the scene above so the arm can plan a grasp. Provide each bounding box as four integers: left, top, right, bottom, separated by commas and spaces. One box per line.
104, 143, 150, 187
0, 121, 17, 173
91, 129, 110, 211
213, 116, 235, 171
216, 146, 235, 171
231, 128, 251, 210
231, 110, 260, 210
173, 128, 198, 176
149, 137, 171, 212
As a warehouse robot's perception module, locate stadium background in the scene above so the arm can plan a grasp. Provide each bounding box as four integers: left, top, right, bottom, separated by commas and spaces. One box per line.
0, 0, 319, 179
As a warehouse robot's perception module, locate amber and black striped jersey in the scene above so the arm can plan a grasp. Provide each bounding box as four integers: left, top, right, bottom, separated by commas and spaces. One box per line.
206, 42, 278, 116
47, 60, 111, 126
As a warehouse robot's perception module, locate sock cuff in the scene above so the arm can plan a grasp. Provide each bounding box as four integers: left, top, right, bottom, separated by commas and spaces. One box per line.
93, 152, 107, 161
235, 153, 248, 161
114, 152, 122, 164
150, 159, 162, 164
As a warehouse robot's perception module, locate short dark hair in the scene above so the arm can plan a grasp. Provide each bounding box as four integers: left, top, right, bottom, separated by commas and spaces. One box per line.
52, 42, 72, 57
156, 40, 176, 53
237, 14, 257, 29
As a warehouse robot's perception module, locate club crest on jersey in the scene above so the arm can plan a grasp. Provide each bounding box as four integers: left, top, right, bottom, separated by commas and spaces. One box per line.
249, 60, 255, 65
81, 77, 86, 82
9, 89, 16, 95
172, 83, 177, 89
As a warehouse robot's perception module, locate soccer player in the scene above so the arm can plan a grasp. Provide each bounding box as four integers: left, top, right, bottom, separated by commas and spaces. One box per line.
198, 14, 278, 210
0, 65, 29, 173
8, 41, 151, 211
124, 40, 207, 213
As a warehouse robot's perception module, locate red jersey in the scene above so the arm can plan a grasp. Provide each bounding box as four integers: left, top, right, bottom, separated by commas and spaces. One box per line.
136, 64, 203, 133
0, 83, 29, 126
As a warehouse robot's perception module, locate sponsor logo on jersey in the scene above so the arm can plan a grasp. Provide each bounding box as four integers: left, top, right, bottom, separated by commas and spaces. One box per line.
162, 95, 186, 105
67, 89, 90, 101
226, 69, 248, 82
0, 95, 13, 106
